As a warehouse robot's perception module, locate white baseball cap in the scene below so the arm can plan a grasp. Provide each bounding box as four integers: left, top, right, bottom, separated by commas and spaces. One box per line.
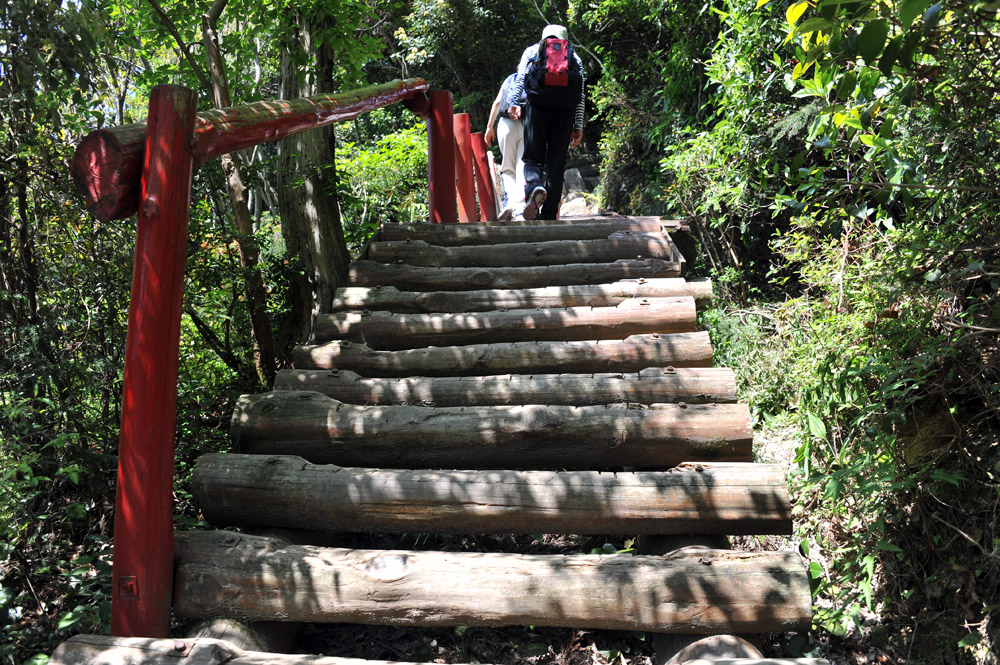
541, 24, 568, 40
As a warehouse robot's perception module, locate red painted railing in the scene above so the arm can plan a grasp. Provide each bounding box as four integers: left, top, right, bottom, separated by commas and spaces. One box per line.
72, 77, 501, 639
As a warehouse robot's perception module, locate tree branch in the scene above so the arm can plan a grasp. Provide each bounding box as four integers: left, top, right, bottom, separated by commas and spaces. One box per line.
143, 0, 212, 91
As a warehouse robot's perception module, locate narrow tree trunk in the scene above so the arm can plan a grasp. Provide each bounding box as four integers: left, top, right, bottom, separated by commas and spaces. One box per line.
202, 2, 276, 384
277, 9, 351, 346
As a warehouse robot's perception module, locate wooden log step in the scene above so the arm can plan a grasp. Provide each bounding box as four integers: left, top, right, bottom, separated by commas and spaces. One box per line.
171, 531, 812, 633
312, 297, 696, 348
378, 218, 665, 245
272, 367, 738, 406
193, 456, 791, 535
348, 258, 682, 290
475, 215, 687, 231
368, 233, 677, 268
231, 392, 752, 469
50, 636, 832, 665
51, 635, 499, 665
331, 278, 713, 312
293, 332, 713, 377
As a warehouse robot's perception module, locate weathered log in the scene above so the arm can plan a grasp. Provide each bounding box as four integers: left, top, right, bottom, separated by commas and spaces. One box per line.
474, 215, 687, 232
378, 218, 666, 245
331, 278, 713, 313
313, 297, 696, 347
348, 258, 682, 290
193, 456, 791, 535
293, 332, 714, 376
72, 79, 428, 222
171, 532, 812, 633
272, 367, 737, 406
49, 636, 828, 665
50, 635, 486, 665
367, 232, 678, 267
230, 392, 752, 469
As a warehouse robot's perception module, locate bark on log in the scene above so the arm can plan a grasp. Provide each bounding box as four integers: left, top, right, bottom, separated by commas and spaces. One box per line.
378, 219, 666, 245
347, 258, 682, 290
230, 392, 752, 469
72, 79, 429, 222
50, 635, 486, 665
193, 456, 791, 535
171, 532, 812, 633
367, 232, 678, 268
49, 636, 829, 665
312, 297, 696, 348
331, 279, 713, 313
473, 215, 687, 232
292, 332, 714, 377
272, 367, 737, 406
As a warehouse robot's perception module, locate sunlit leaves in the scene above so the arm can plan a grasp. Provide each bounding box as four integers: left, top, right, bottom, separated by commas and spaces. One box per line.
856, 19, 888, 64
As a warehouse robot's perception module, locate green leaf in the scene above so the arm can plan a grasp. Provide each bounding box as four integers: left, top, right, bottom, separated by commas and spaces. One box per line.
787, 1, 811, 26
857, 20, 889, 64
809, 561, 824, 578
878, 35, 903, 75
959, 632, 983, 648
807, 412, 827, 438
899, 30, 923, 68
923, 3, 943, 33
823, 476, 843, 501
66, 502, 88, 520
899, 0, 933, 27
794, 17, 834, 36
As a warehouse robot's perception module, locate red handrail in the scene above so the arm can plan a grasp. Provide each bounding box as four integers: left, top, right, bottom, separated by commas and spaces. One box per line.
73, 78, 430, 222
80, 79, 443, 639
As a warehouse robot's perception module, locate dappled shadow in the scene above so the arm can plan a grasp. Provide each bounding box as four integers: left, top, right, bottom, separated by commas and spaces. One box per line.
172, 218, 810, 637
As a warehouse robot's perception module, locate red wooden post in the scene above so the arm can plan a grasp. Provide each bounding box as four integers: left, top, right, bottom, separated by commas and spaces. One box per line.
427, 90, 456, 224
470, 131, 499, 221
111, 84, 197, 637
453, 113, 476, 224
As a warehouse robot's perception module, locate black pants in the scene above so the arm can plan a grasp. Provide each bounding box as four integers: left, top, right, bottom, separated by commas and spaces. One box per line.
522, 103, 574, 220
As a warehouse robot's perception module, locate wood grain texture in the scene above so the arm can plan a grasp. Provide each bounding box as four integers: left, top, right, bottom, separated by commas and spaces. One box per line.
192, 456, 791, 535
312, 297, 696, 347
171, 532, 812, 633
378, 219, 666, 245
367, 232, 677, 268
230, 392, 752, 469
292, 332, 714, 376
347, 258, 682, 290
331, 279, 713, 313
72, 79, 429, 222
271, 367, 737, 406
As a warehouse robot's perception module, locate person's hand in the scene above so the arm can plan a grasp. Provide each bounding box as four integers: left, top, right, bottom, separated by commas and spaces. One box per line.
570, 129, 583, 148
509, 106, 521, 120
485, 127, 495, 145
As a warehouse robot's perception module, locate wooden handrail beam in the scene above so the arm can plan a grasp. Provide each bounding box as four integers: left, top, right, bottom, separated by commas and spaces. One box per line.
72, 78, 429, 222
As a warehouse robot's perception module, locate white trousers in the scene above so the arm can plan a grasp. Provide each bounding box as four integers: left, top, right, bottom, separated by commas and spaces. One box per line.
497, 116, 525, 206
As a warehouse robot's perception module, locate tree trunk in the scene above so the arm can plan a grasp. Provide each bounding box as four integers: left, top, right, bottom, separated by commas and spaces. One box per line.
171, 532, 812, 634
312, 297, 696, 348
230, 392, 752, 469
202, 2, 276, 385
293, 332, 714, 376
331, 279, 713, 312
347, 258, 681, 291
272, 367, 737, 406
277, 8, 351, 346
192, 455, 791, 535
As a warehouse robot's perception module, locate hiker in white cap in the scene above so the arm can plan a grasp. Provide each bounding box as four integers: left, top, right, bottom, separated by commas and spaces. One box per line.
484, 72, 525, 220
508, 24, 585, 220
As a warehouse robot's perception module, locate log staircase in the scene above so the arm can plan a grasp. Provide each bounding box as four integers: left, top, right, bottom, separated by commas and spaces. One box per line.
52, 214, 818, 665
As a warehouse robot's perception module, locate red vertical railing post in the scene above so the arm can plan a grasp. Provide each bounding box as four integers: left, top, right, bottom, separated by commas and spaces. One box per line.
453, 113, 476, 224
111, 84, 197, 638
470, 132, 499, 221
427, 90, 457, 224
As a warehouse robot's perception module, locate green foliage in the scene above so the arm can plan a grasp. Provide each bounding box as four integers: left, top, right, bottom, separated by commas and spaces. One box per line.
336, 117, 429, 253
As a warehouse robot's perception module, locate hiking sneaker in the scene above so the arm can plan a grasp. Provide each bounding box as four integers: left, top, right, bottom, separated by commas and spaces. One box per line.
498, 206, 515, 221
522, 186, 547, 220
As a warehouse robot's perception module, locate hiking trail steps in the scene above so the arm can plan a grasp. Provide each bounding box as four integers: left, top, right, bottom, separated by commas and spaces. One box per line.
51, 214, 817, 665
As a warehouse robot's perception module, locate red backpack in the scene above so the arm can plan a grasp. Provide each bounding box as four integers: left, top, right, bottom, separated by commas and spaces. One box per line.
525, 37, 583, 109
